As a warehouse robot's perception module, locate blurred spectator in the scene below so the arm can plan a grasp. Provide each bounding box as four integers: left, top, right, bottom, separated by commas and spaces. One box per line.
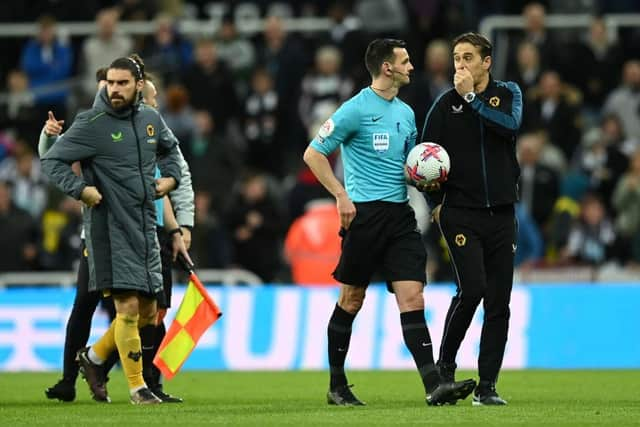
571, 126, 628, 211
403, 39, 452, 133
611, 149, 640, 266
0, 133, 15, 164
243, 67, 281, 177
298, 45, 353, 130
517, 132, 560, 231
189, 110, 241, 202
39, 196, 82, 270
256, 15, 308, 158
506, 41, 542, 97
191, 189, 231, 269
514, 203, 544, 269
0, 70, 39, 142
532, 130, 567, 175
0, 138, 48, 219
322, 1, 367, 86
143, 13, 193, 83
522, 70, 583, 161
560, 192, 616, 266
80, 8, 132, 102
545, 173, 590, 263
118, 0, 159, 21
569, 17, 624, 110
159, 83, 196, 162
507, 3, 561, 77
225, 172, 286, 282
20, 15, 73, 122
602, 60, 640, 141
216, 14, 256, 96
284, 198, 340, 285
600, 112, 639, 157
354, 0, 408, 36
0, 180, 39, 271
182, 38, 238, 135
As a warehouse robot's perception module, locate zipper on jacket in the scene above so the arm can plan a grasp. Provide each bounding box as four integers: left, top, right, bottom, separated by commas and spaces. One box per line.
479, 118, 490, 208
131, 112, 151, 288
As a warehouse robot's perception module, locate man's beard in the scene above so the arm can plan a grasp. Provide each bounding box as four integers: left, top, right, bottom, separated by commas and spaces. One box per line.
109, 93, 134, 110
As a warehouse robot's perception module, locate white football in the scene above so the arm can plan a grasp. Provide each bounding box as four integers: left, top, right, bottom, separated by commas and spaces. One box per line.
405, 142, 450, 183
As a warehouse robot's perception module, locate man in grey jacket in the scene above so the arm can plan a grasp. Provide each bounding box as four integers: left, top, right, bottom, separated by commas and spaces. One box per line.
44, 69, 194, 403
41, 56, 182, 404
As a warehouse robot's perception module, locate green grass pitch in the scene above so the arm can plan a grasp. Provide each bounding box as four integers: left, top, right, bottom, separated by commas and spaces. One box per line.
1, 370, 639, 426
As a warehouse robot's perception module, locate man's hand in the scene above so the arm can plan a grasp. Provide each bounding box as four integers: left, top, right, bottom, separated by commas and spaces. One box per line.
80, 186, 102, 207
415, 179, 442, 193
171, 231, 193, 264
44, 111, 64, 136
180, 227, 192, 250
155, 177, 177, 198
454, 67, 474, 96
336, 192, 356, 230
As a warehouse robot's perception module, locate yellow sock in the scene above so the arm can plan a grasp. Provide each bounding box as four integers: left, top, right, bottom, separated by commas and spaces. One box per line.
114, 313, 145, 390
92, 319, 116, 362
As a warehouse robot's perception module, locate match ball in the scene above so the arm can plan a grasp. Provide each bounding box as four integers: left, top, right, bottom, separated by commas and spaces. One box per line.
405, 142, 450, 184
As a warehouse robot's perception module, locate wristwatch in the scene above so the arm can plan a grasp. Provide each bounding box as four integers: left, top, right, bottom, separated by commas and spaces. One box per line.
462, 92, 476, 103
463, 92, 476, 103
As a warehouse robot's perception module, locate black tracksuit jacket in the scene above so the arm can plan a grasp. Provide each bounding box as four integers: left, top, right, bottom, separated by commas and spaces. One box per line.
420, 77, 523, 208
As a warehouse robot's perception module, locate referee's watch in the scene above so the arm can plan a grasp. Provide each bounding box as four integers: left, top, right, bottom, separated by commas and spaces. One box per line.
463, 92, 476, 103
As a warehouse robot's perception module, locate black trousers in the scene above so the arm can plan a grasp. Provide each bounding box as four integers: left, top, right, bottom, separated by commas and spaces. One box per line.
436, 204, 516, 383
61, 241, 116, 382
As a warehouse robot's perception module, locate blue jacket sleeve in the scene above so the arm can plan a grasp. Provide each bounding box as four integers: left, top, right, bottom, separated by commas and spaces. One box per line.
468, 81, 523, 137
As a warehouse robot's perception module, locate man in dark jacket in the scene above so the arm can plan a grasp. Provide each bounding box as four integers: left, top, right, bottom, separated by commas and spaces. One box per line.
421, 33, 523, 406
41, 57, 181, 404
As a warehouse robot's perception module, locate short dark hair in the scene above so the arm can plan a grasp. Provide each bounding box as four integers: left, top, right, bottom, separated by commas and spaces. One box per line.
95, 67, 108, 82
109, 54, 145, 81
452, 32, 492, 59
365, 38, 407, 77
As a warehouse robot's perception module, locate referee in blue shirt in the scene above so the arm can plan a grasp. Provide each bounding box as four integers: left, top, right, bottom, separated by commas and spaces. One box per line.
304, 38, 476, 407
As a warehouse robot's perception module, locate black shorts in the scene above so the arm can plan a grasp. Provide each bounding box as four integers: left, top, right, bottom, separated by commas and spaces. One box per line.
157, 227, 174, 309
333, 201, 427, 291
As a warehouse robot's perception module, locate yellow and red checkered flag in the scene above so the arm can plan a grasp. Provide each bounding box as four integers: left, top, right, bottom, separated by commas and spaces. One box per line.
153, 259, 222, 380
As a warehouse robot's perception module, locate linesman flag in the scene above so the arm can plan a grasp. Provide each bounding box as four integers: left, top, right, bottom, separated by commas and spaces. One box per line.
154, 256, 222, 379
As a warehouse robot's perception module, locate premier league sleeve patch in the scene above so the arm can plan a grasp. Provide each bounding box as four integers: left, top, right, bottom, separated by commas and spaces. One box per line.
317, 118, 335, 143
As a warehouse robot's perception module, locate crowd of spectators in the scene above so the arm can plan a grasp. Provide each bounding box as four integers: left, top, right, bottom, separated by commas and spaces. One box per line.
0, 0, 639, 283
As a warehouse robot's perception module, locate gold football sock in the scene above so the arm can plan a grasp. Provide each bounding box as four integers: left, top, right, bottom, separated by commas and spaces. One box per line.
114, 313, 145, 390
91, 319, 116, 362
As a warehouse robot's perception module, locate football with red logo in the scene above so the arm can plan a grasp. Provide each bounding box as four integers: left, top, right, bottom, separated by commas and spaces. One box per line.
405, 142, 450, 184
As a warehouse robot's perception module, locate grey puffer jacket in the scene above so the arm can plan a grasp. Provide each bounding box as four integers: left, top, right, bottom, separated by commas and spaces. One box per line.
41, 87, 181, 300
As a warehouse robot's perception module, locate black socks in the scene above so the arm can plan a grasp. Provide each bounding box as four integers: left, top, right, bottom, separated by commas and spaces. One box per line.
327, 304, 356, 390
401, 310, 440, 393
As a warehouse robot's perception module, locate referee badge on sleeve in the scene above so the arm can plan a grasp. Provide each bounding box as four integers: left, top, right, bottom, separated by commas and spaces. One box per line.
455, 233, 466, 247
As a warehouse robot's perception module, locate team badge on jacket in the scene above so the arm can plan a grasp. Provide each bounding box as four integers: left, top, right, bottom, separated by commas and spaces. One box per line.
455, 233, 466, 247
489, 96, 500, 107
147, 124, 155, 137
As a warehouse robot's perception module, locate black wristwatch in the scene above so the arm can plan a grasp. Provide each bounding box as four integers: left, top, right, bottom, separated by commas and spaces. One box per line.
168, 227, 183, 237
